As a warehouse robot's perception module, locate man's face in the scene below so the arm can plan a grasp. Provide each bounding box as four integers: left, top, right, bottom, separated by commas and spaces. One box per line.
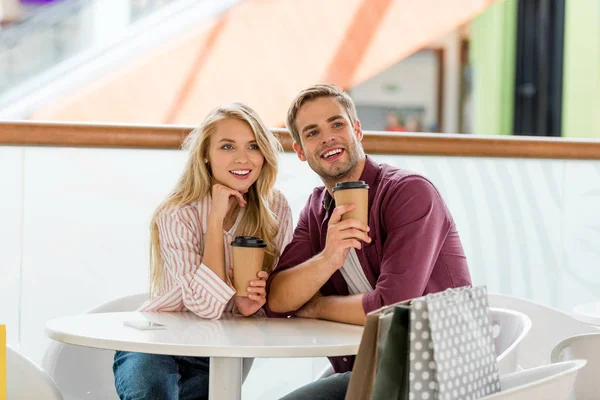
293, 97, 364, 183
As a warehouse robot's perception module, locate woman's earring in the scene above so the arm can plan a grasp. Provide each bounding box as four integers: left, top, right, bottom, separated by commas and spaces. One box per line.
204, 158, 208, 164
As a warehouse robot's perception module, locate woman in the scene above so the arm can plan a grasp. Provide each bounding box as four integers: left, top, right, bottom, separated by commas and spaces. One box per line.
113, 103, 293, 400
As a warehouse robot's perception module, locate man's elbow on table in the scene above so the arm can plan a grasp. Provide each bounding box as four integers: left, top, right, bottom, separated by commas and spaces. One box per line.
265, 273, 295, 314
266, 289, 293, 314
362, 288, 401, 315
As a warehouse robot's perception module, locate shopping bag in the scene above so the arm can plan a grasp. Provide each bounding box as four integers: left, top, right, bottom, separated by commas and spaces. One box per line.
420, 286, 501, 399
346, 286, 501, 400
371, 305, 410, 400
345, 311, 382, 400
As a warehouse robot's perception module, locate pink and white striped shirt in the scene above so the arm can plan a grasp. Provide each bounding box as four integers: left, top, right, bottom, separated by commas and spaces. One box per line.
139, 189, 293, 320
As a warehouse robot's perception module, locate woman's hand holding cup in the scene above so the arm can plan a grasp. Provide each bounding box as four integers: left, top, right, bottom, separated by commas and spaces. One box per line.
230, 236, 268, 316
231, 269, 269, 316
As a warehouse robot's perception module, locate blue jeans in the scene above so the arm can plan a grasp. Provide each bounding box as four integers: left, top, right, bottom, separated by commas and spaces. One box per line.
113, 351, 210, 400
279, 372, 351, 400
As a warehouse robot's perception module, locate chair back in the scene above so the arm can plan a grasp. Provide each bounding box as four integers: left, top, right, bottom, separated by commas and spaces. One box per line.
480, 359, 587, 400
488, 293, 599, 369
551, 333, 600, 399
42, 293, 148, 400
7, 345, 63, 399
490, 308, 531, 374
87, 293, 149, 314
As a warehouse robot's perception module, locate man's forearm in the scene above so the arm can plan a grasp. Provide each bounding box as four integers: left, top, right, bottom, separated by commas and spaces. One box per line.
316, 294, 366, 326
268, 253, 337, 313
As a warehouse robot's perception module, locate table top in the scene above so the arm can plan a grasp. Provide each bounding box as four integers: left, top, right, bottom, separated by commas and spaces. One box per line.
45, 311, 364, 358
572, 301, 600, 326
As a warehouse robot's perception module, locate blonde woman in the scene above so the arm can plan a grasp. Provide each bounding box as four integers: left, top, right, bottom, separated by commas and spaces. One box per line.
113, 103, 293, 400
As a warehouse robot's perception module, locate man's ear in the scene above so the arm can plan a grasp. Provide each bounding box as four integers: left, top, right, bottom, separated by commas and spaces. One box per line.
293, 142, 307, 161
354, 119, 364, 142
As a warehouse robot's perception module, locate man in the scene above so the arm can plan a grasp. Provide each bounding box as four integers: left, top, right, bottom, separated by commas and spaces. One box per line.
266, 84, 471, 399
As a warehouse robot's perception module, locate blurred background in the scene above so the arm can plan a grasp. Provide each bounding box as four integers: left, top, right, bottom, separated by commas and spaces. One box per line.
1, 0, 598, 137
1, 1, 599, 399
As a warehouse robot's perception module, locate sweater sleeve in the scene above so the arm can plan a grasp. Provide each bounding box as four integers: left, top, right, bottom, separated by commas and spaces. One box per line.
362, 177, 452, 313
140, 206, 235, 320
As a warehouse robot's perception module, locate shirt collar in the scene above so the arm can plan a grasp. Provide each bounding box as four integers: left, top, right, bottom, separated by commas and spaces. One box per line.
322, 155, 379, 211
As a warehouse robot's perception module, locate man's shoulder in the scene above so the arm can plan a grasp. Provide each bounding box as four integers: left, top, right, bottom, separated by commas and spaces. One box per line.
377, 163, 437, 193
308, 185, 328, 208
296, 185, 328, 217
310, 185, 328, 198
375, 163, 449, 216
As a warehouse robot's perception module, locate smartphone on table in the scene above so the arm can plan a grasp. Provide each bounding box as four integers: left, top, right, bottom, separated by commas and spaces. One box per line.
123, 320, 166, 330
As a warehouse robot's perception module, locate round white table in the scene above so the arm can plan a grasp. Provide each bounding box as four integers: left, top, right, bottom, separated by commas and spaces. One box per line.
572, 301, 600, 326
46, 311, 363, 399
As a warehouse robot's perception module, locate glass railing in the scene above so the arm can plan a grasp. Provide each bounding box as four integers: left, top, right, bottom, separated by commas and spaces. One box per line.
0, 0, 177, 94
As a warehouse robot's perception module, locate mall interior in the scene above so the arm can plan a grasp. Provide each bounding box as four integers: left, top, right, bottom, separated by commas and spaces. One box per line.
1, 0, 599, 399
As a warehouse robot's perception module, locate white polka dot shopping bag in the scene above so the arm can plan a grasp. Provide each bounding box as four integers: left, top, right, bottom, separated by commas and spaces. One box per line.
345, 286, 501, 400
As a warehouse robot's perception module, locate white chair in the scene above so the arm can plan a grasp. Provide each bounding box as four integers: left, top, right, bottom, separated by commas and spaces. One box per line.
490, 308, 531, 375
43, 293, 254, 400
314, 307, 531, 380
42, 294, 148, 400
551, 333, 600, 399
7, 345, 63, 399
490, 307, 531, 375
489, 293, 600, 369
479, 359, 587, 400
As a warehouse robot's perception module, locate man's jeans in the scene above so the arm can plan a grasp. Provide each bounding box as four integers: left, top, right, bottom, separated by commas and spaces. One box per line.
280, 372, 352, 400
113, 351, 210, 400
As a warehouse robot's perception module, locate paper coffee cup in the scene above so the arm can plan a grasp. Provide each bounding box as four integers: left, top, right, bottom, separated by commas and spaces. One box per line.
332, 180, 369, 227
231, 236, 266, 296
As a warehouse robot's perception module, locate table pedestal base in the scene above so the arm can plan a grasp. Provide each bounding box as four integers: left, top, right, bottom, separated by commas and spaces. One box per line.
209, 357, 242, 400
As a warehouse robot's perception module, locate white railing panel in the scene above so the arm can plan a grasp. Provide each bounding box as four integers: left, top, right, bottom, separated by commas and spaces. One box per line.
562, 161, 600, 309
0, 146, 598, 398
0, 147, 24, 348
19, 147, 186, 360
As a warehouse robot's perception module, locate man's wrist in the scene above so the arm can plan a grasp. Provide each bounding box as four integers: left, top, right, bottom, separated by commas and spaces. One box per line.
313, 296, 325, 319
316, 251, 342, 273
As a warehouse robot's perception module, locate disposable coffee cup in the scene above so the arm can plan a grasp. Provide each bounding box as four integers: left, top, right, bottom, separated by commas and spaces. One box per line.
231, 236, 266, 296
332, 181, 369, 227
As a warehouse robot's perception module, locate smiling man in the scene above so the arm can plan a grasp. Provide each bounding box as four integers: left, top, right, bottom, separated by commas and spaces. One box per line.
266, 84, 472, 399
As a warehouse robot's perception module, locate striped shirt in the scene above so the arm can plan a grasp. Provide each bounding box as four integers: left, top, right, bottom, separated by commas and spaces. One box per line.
139, 189, 293, 320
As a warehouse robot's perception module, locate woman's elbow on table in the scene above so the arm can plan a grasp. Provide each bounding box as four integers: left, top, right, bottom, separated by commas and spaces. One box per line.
185, 297, 228, 320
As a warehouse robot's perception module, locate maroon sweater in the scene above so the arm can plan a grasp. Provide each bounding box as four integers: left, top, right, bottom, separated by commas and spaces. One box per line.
266, 156, 472, 373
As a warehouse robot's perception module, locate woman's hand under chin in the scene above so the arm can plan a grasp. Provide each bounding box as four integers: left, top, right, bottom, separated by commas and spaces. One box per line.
209, 183, 246, 222
231, 270, 269, 316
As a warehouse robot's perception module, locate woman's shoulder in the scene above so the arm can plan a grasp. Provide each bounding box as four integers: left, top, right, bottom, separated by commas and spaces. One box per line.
157, 201, 202, 225
269, 188, 291, 214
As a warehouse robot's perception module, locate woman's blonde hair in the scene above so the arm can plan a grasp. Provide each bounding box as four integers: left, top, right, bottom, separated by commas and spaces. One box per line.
149, 103, 282, 298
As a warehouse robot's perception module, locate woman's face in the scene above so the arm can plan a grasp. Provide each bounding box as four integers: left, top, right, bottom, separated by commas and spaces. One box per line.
207, 118, 265, 194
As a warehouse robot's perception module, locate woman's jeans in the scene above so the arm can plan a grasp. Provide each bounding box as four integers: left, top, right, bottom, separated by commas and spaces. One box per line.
113, 351, 210, 400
